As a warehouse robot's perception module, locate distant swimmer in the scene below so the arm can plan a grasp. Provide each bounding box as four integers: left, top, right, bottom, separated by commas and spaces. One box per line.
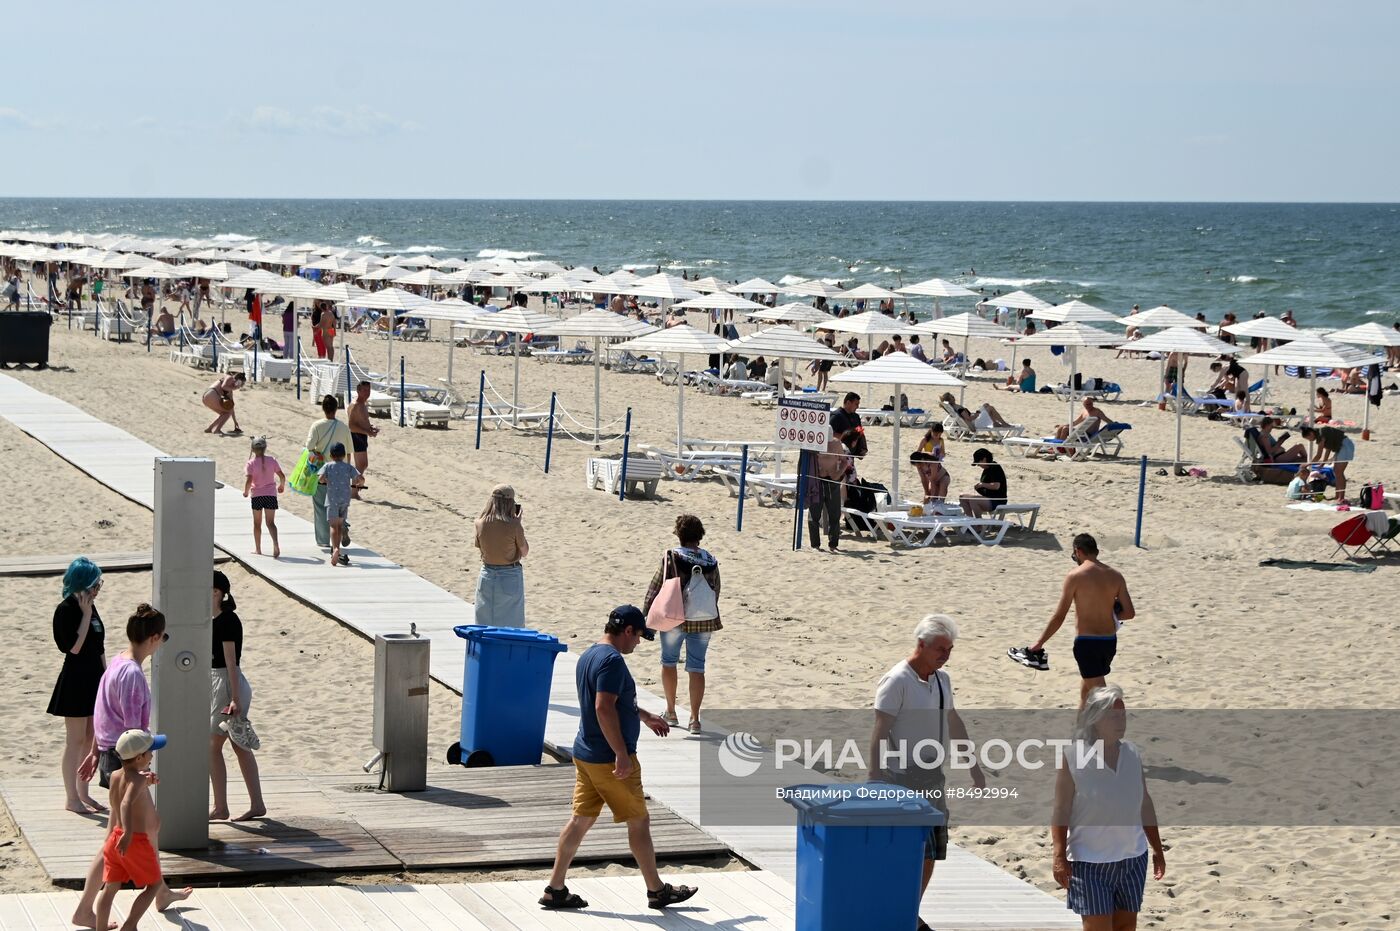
1008, 533, 1135, 706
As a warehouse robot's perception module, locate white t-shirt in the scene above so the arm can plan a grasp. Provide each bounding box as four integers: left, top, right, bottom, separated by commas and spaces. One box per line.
873, 661, 953, 776
1067, 739, 1149, 863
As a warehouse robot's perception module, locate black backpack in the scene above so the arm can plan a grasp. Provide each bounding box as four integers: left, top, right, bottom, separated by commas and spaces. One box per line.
846, 479, 887, 514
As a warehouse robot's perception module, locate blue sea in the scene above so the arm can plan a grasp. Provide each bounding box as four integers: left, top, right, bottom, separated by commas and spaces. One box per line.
2, 199, 1395, 328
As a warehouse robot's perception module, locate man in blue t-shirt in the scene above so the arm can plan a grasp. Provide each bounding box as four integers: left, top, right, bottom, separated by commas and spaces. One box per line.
541, 606, 698, 913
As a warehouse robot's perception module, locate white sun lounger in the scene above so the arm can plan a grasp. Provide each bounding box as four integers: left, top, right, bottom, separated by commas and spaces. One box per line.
715, 468, 799, 505
1001, 418, 1102, 460
587, 456, 663, 498
940, 401, 1025, 442
869, 511, 1012, 547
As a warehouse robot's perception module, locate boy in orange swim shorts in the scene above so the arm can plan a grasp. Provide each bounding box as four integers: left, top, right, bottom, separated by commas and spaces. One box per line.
95, 729, 173, 931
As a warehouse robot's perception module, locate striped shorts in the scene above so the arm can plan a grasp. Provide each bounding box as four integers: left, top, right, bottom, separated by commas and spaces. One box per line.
1066, 851, 1147, 916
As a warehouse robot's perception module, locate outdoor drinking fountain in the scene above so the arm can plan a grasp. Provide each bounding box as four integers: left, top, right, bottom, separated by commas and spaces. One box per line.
365, 628, 430, 792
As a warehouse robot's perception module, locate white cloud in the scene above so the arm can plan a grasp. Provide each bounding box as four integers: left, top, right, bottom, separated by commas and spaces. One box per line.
232, 105, 417, 138
0, 107, 51, 130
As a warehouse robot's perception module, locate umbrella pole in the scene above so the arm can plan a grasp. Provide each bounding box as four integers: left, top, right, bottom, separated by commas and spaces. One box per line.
513, 338, 521, 427
774, 358, 785, 480
387, 315, 394, 377
593, 336, 601, 448
1174, 377, 1183, 471
934, 297, 942, 320
447, 325, 455, 385
676, 353, 686, 453
959, 335, 970, 405
1308, 371, 1316, 425
891, 381, 902, 505
1068, 347, 1078, 428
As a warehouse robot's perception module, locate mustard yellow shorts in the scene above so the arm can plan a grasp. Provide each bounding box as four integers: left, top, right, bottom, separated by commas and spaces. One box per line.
572, 755, 649, 823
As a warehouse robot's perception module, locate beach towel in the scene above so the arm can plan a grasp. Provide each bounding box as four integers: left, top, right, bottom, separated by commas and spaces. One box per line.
1258, 558, 1376, 573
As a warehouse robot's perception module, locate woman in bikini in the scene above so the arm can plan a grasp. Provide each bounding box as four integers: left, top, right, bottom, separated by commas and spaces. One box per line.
910, 423, 950, 502
202, 372, 246, 435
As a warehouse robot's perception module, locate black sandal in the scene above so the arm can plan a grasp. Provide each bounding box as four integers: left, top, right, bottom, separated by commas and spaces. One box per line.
538, 885, 587, 910
647, 883, 698, 909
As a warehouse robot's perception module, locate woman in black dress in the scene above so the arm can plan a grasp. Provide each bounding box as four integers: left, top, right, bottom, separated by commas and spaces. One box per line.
47, 557, 107, 813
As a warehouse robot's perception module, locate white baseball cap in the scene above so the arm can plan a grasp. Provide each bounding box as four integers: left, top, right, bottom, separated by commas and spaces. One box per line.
116, 729, 167, 761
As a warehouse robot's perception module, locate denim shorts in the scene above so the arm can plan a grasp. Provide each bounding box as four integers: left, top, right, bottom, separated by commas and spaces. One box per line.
660, 629, 712, 673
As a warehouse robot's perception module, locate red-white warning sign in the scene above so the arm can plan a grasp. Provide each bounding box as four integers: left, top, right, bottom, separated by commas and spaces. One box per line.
776, 397, 831, 451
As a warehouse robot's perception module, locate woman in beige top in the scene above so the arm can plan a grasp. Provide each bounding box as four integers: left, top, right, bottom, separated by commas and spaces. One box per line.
473, 485, 529, 628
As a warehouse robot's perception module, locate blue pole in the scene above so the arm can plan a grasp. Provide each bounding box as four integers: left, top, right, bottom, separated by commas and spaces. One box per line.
475, 369, 485, 450
180, 319, 186, 353
211, 317, 217, 366
617, 408, 633, 501
544, 392, 557, 474
253, 331, 259, 382
399, 356, 406, 428
1134, 454, 1148, 548
737, 444, 749, 532
145, 307, 152, 353
344, 346, 352, 410
295, 336, 302, 401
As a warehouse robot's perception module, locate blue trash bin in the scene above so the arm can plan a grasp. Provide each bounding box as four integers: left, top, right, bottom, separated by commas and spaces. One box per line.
783, 783, 943, 931
450, 625, 567, 767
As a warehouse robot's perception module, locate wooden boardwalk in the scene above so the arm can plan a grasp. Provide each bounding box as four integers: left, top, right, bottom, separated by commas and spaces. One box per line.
0, 768, 723, 883
0, 870, 798, 930
0, 550, 230, 577
0, 374, 1076, 929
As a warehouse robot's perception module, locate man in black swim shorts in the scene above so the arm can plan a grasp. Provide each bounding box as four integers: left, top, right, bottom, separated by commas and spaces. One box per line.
1008, 533, 1135, 706
347, 381, 379, 501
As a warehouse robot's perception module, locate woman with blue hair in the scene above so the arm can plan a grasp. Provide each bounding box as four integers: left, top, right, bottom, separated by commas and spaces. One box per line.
47, 557, 107, 813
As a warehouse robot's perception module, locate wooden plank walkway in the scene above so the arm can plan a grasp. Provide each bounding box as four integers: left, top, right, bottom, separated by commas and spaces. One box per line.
0, 768, 723, 883
0, 374, 1076, 929
0, 870, 796, 930
0, 550, 230, 577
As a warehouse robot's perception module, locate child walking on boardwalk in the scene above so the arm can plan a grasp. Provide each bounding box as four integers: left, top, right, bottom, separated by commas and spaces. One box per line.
242, 436, 286, 557
317, 442, 361, 566
94, 729, 175, 931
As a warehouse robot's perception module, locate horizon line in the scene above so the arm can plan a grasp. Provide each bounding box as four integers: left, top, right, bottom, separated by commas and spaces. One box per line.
2, 195, 1398, 206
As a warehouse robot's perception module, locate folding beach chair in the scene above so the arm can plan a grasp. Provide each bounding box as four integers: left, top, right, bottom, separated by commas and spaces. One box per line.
1327, 515, 1373, 560
1001, 418, 1100, 460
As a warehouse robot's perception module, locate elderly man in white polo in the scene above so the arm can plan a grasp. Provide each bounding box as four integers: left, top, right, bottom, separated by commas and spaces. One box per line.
869, 615, 986, 929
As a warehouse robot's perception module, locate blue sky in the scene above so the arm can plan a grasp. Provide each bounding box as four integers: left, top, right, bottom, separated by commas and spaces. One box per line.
3, 1, 1396, 201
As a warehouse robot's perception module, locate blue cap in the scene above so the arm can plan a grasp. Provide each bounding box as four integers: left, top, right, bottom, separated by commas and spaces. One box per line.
607, 604, 654, 640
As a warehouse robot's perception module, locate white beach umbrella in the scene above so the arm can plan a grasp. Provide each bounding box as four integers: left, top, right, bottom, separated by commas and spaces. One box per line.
183, 247, 230, 261
339, 287, 435, 375
1016, 322, 1126, 425
409, 297, 490, 385
358, 265, 412, 282
396, 267, 457, 290
466, 306, 558, 423
783, 279, 847, 300
746, 302, 837, 327
673, 291, 767, 314
436, 257, 474, 271
1223, 316, 1303, 403
914, 312, 1018, 403
895, 277, 977, 318
534, 309, 658, 445
1328, 321, 1400, 348
1124, 305, 1208, 329
519, 272, 591, 294
1129, 327, 1239, 468
626, 274, 703, 303
614, 325, 734, 452
840, 283, 901, 303
583, 271, 639, 295
317, 281, 374, 304
397, 254, 439, 268
187, 261, 251, 280
832, 352, 964, 503
478, 270, 537, 291
302, 256, 346, 272
1031, 299, 1119, 324
729, 276, 781, 295
255, 277, 324, 300
221, 269, 287, 290
727, 326, 844, 478
1242, 334, 1383, 424
688, 276, 731, 293
1327, 322, 1400, 438
987, 289, 1052, 313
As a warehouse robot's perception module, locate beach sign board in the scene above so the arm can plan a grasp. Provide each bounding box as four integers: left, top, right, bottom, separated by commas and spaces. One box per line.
776, 397, 831, 451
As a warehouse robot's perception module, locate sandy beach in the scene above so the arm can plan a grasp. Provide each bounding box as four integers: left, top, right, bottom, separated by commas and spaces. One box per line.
1, 305, 1397, 929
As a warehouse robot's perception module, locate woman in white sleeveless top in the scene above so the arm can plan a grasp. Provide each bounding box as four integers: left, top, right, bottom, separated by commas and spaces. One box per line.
1052, 685, 1166, 929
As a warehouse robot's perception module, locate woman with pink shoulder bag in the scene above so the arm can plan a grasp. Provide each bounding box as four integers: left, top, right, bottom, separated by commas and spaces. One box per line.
642, 515, 721, 735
